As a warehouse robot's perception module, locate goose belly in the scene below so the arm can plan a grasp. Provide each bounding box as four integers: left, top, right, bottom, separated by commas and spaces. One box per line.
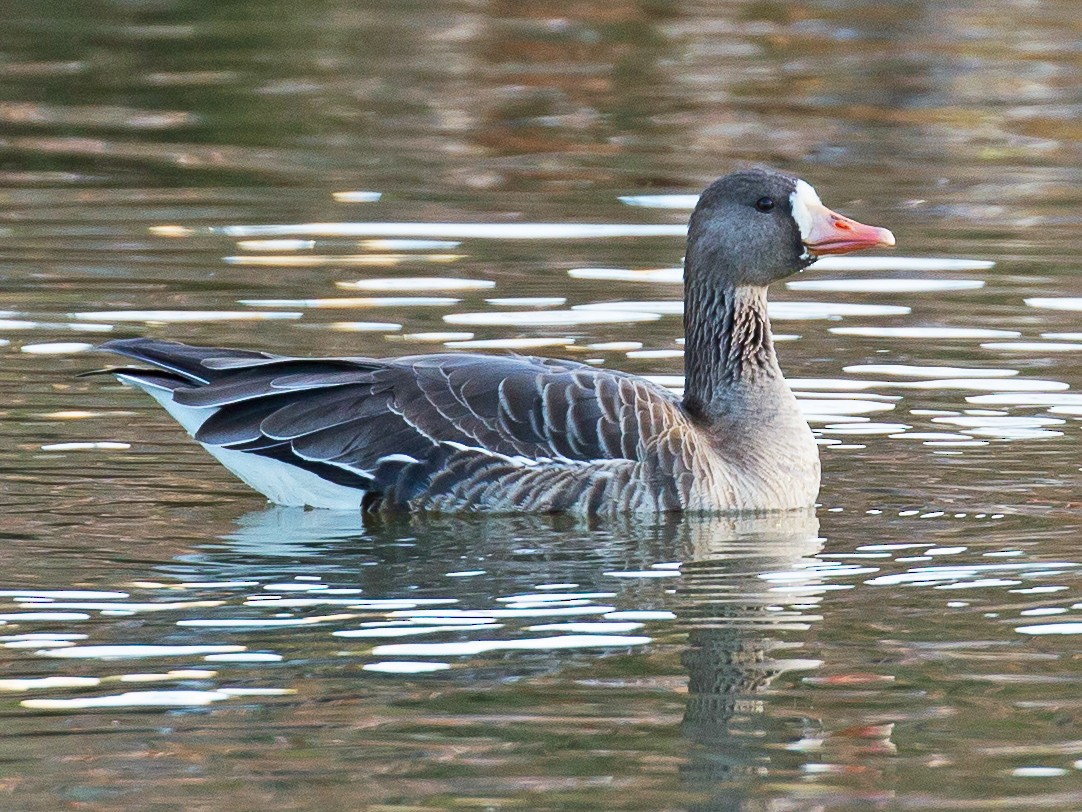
198, 445, 365, 509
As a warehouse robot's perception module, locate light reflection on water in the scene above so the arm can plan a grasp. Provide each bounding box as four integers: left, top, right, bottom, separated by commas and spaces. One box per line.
3, 508, 1081, 808
1, 0, 1081, 808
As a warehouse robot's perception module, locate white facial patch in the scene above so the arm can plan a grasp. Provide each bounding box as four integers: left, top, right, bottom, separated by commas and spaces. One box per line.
789, 179, 823, 242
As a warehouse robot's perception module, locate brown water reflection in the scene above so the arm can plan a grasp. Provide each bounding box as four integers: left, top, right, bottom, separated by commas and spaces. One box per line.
1, 0, 1081, 809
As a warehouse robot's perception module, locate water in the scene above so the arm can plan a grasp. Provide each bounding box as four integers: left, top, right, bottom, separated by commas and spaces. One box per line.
1, 0, 1081, 809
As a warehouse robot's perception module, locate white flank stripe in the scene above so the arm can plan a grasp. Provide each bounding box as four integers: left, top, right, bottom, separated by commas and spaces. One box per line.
123, 376, 366, 509
377, 453, 420, 464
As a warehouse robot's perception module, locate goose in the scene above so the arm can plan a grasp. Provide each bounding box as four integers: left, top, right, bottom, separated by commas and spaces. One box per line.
94, 168, 894, 514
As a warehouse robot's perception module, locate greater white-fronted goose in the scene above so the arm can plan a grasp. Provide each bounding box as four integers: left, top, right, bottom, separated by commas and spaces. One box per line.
95, 168, 894, 514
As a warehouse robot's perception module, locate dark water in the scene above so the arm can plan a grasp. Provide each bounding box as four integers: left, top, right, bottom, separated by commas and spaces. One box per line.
1, 1, 1081, 809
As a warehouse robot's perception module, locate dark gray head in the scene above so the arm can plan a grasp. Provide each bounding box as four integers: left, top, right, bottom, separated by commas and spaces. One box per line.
685, 168, 895, 288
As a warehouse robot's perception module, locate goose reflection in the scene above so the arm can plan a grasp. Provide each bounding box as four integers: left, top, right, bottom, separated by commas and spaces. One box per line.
167, 506, 719, 586
673, 511, 827, 806
159, 507, 835, 806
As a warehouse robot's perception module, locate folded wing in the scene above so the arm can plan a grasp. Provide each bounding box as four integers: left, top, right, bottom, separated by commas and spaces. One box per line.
100, 338, 697, 511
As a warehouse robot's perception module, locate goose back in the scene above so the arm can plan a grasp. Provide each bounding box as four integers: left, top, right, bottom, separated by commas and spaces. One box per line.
100, 338, 738, 513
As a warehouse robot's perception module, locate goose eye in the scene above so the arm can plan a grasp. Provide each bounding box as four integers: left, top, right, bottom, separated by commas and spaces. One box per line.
755, 197, 775, 213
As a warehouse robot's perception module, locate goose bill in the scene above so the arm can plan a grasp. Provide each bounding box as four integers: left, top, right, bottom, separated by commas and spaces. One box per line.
802, 207, 895, 256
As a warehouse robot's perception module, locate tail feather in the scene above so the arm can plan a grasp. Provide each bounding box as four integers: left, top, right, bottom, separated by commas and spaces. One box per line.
92, 339, 371, 508
99, 338, 278, 384
77, 366, 187, 391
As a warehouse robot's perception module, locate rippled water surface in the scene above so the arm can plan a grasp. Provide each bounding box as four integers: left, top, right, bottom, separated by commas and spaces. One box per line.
1, 1, 1081, 809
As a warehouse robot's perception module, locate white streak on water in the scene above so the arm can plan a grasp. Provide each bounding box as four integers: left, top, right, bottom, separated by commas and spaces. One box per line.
236, 239, 315, 251
0, 590, 128, 599
389, 331, 474, 342
118, 670, 216, 682
820, 422, 910, 435
20, 342, 94, 354
38, 645, 246, 659
360, 239, 461, 250
218, 688, 296, 696
221, 223, 689, 239
966, 393, 1082, 406
787, 279, 985, 293
224, 253, 462, 267
831, 327, 1021, 339
242, 598, 456, 610
844, 364, 1017, 379
856, 543, 935, 552
568, 267, 682, 283
444, 310, 660, 326
1010, 767, 1069, 777
363, 661, 451, 673
371, 634, 651, 657
335, 277, 494, 292
16, 601, 224, 612
0, 319, 113, 332
239, 297, 457, 308
787, 378, 879, 391
982, 342, 1082, 352
70, 310, 301, 322
242, 598, 386, 608
797, 400, 895, 416
262, 582, 329, 591
444, 338, 575, 350
331, 191, 381, 202
1025, 298, 1082, 312
603, 570, 681, 579
1016, 623, 1082, 636
932, 416, 1064, 428
485, 297, 567, 307
22, 690, 231, 710
618, 194, 700, 209
889, 432, 971, 441
0, 677, 101, 691
894, 379, 1067, 392
334, 624, 500, 638
626, 349, 684, 359
506, 600, 596, 609
327, 321, 402, 332
496, 593, 616, 604
527, 622, 645, 633
4, 640, 74, 649
571, 301, 910, 319
387, 606, 616, 620
865, 562, 1078, 588
39, 442, 131, 452
176, 613, 357, 628
602, 610, 677, 621
177, 581, 260, 589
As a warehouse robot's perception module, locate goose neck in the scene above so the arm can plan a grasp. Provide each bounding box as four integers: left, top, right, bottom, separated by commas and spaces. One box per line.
682, 283, 784, 419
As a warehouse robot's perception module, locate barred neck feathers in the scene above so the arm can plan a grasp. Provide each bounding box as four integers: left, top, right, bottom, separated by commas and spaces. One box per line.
682, 283, 779, 419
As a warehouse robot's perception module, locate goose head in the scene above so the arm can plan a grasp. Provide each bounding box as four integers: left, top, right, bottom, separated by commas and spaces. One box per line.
685, 168, 895, 288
